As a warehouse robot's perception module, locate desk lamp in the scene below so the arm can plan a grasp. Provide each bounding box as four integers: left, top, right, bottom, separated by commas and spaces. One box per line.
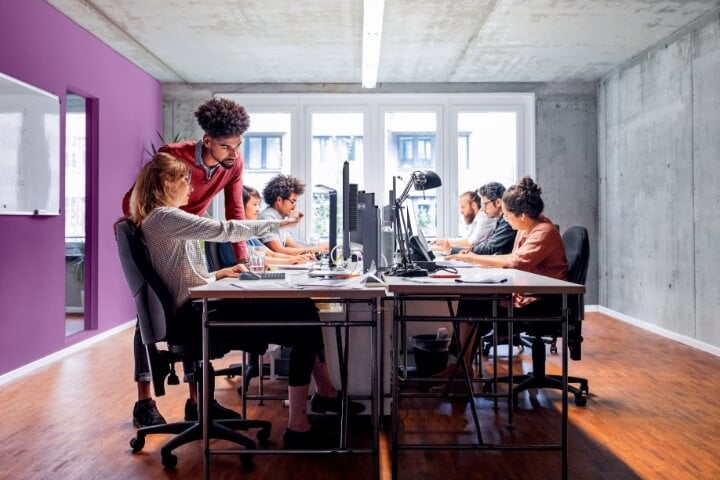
387, 170, 442, 277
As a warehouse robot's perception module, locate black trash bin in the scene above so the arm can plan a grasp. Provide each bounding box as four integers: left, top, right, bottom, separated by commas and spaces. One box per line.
411, 334, 451, 377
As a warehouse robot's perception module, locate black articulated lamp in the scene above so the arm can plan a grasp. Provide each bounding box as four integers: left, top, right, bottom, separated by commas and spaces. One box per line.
387, 170, 442, 277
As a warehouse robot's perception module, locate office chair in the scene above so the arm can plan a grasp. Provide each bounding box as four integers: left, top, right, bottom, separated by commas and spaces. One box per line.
495, 225, 590, 407
116, 220, 271, 468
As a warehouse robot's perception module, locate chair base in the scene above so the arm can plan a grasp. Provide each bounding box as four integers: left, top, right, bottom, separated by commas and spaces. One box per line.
494, 373, 588, 407
493, 335, 589, 407
130, 417, 272, 468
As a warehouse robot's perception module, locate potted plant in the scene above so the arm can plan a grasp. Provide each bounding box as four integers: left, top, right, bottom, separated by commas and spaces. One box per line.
144, 131, 185, 159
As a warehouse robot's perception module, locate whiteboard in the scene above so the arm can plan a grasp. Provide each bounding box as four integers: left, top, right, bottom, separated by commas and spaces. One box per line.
0, 71, 60, 215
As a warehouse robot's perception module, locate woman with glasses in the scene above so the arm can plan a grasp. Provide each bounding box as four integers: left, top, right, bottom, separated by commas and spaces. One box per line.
257, 174, 329, 256
128, 153, 356, 448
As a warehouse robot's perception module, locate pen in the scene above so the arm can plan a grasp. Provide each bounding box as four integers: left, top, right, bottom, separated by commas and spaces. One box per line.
454, 278, 508, 284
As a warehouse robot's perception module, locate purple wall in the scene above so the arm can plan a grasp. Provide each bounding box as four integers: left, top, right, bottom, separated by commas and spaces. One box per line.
0, 0, 162, 375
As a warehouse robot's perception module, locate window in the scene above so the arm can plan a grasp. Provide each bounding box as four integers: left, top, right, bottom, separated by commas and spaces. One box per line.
313, 135, 361, 163
455, 111, 519, 233
226, 93, 534, 242
458, 132, 470, 170
395, 134, 435, 168
244, 133, 283, 171
309, 112, 364, 241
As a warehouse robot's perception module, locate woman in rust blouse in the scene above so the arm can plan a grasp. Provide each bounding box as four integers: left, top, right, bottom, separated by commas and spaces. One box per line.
444, 176, 568, 376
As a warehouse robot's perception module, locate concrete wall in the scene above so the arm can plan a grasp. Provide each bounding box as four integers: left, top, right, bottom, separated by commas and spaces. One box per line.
598, 12, 720, 347
536, 87, 598, 303
162, 82, 599, 303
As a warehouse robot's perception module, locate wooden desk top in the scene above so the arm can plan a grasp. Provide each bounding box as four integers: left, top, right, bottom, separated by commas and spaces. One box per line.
383, 268, 585, 296
189, 278, 388, 300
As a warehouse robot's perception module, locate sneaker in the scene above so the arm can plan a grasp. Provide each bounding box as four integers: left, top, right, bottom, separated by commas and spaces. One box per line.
133, 398, 167, 428
282, 426, 336, 449
184, 398, 242, 422
310, 391, 366, 415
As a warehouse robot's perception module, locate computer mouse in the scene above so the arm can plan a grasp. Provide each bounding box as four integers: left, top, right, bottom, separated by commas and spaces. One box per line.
239, 271, 261, 280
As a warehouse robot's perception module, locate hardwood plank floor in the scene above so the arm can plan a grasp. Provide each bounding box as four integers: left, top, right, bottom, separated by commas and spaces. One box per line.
1, 312, 719, 479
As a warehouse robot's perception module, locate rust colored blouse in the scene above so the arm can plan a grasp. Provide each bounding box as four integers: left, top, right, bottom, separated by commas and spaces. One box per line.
506, 215, 568, 307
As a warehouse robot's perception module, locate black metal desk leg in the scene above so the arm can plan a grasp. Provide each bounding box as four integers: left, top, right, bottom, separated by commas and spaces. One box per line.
202, 298, 211, 480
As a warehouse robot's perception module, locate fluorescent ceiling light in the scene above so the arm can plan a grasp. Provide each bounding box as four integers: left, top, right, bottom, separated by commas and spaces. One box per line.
362, 0, 385, 88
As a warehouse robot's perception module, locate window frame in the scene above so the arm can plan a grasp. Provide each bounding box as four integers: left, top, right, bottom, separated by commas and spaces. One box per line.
222, 93, 534, 241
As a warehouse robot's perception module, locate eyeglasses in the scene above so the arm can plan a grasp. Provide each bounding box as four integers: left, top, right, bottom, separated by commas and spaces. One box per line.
284, 197, 297, 206
480, 199, 495, 209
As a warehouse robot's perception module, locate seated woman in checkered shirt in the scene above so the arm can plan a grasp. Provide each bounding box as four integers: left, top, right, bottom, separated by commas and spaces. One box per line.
128, 152, 359, 449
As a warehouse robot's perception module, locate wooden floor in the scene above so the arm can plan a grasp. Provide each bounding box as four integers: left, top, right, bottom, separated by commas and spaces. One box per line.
1, 312, 720, 479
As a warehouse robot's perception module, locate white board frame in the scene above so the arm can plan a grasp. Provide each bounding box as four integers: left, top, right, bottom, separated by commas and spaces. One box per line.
0, 71, 60, 215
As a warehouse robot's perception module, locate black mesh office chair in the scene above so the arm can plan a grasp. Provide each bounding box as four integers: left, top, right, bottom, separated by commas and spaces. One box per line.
116, 220, 271, 468
496, 225, 590, 407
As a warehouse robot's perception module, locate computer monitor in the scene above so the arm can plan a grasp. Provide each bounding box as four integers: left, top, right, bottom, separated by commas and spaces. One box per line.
350, 190, 380, 272
314, 184, 338, 267
405, 201, 435, 262
342, 160, 358, 261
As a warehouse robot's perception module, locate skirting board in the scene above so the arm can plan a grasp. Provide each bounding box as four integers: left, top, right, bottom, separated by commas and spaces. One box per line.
587, 305, 720, 357
0, 319, 136, 387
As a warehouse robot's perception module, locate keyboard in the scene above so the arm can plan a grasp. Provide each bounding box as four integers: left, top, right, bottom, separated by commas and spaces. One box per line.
257, 272, 286, 280
240, 272, 287, 280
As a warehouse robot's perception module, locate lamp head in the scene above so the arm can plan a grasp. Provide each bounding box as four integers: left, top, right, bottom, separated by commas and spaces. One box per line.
412, 170, 442, 191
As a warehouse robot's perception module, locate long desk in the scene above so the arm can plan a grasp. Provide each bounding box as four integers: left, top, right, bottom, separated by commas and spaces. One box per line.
384, 269, 585, 480
189, 279, 386, 480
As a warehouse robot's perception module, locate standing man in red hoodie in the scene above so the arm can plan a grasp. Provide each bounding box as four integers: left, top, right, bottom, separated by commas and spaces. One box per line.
123, 97, 251, 428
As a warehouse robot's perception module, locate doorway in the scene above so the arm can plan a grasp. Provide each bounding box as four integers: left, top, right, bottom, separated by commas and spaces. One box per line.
64, 93, 87, 336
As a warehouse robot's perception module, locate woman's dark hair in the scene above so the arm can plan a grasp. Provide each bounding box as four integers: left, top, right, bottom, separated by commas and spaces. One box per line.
502, 176, 544, 219
194, 97, 250, 138
262, 174, 306, 205
477, 182, 506, 202
242, 185, 260, 206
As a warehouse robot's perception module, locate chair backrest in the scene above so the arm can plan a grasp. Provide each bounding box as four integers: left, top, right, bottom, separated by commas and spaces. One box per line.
204, 241, 237, 271
561, 226, 590, 360
563, 225, 590, 287
116, 219, 177, 345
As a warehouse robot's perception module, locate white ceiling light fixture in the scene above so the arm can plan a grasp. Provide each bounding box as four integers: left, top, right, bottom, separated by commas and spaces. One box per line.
362, 0, 385, 88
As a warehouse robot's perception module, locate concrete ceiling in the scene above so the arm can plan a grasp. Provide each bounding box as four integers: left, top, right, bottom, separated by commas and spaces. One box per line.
47, 0, 720, 84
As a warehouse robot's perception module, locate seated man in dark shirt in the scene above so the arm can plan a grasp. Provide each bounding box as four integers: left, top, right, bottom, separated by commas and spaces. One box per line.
450, 182, 516, 258
440, 182, 516, 380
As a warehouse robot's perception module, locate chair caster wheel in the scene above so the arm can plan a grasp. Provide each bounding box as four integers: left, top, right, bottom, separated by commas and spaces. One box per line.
161, 453, 178, 468
129, 436, 144, 452
575, 395, 587, 407
257, 427, 271, 444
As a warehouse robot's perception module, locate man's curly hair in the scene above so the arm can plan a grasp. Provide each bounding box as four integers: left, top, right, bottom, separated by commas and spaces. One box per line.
262, 174, 306, 205
194, 97, 250, 138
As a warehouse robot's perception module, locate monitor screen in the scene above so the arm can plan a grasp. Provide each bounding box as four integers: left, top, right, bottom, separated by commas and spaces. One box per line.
405, 201, 435, 262
342, 160, 358, 261
350, 190, 380, 272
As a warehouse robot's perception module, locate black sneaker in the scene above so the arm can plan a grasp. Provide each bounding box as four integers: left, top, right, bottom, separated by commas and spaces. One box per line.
184, 399, 242, 422
282, 427, 336, 449
310, 391, 366, 415
133, 398, 167, 428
